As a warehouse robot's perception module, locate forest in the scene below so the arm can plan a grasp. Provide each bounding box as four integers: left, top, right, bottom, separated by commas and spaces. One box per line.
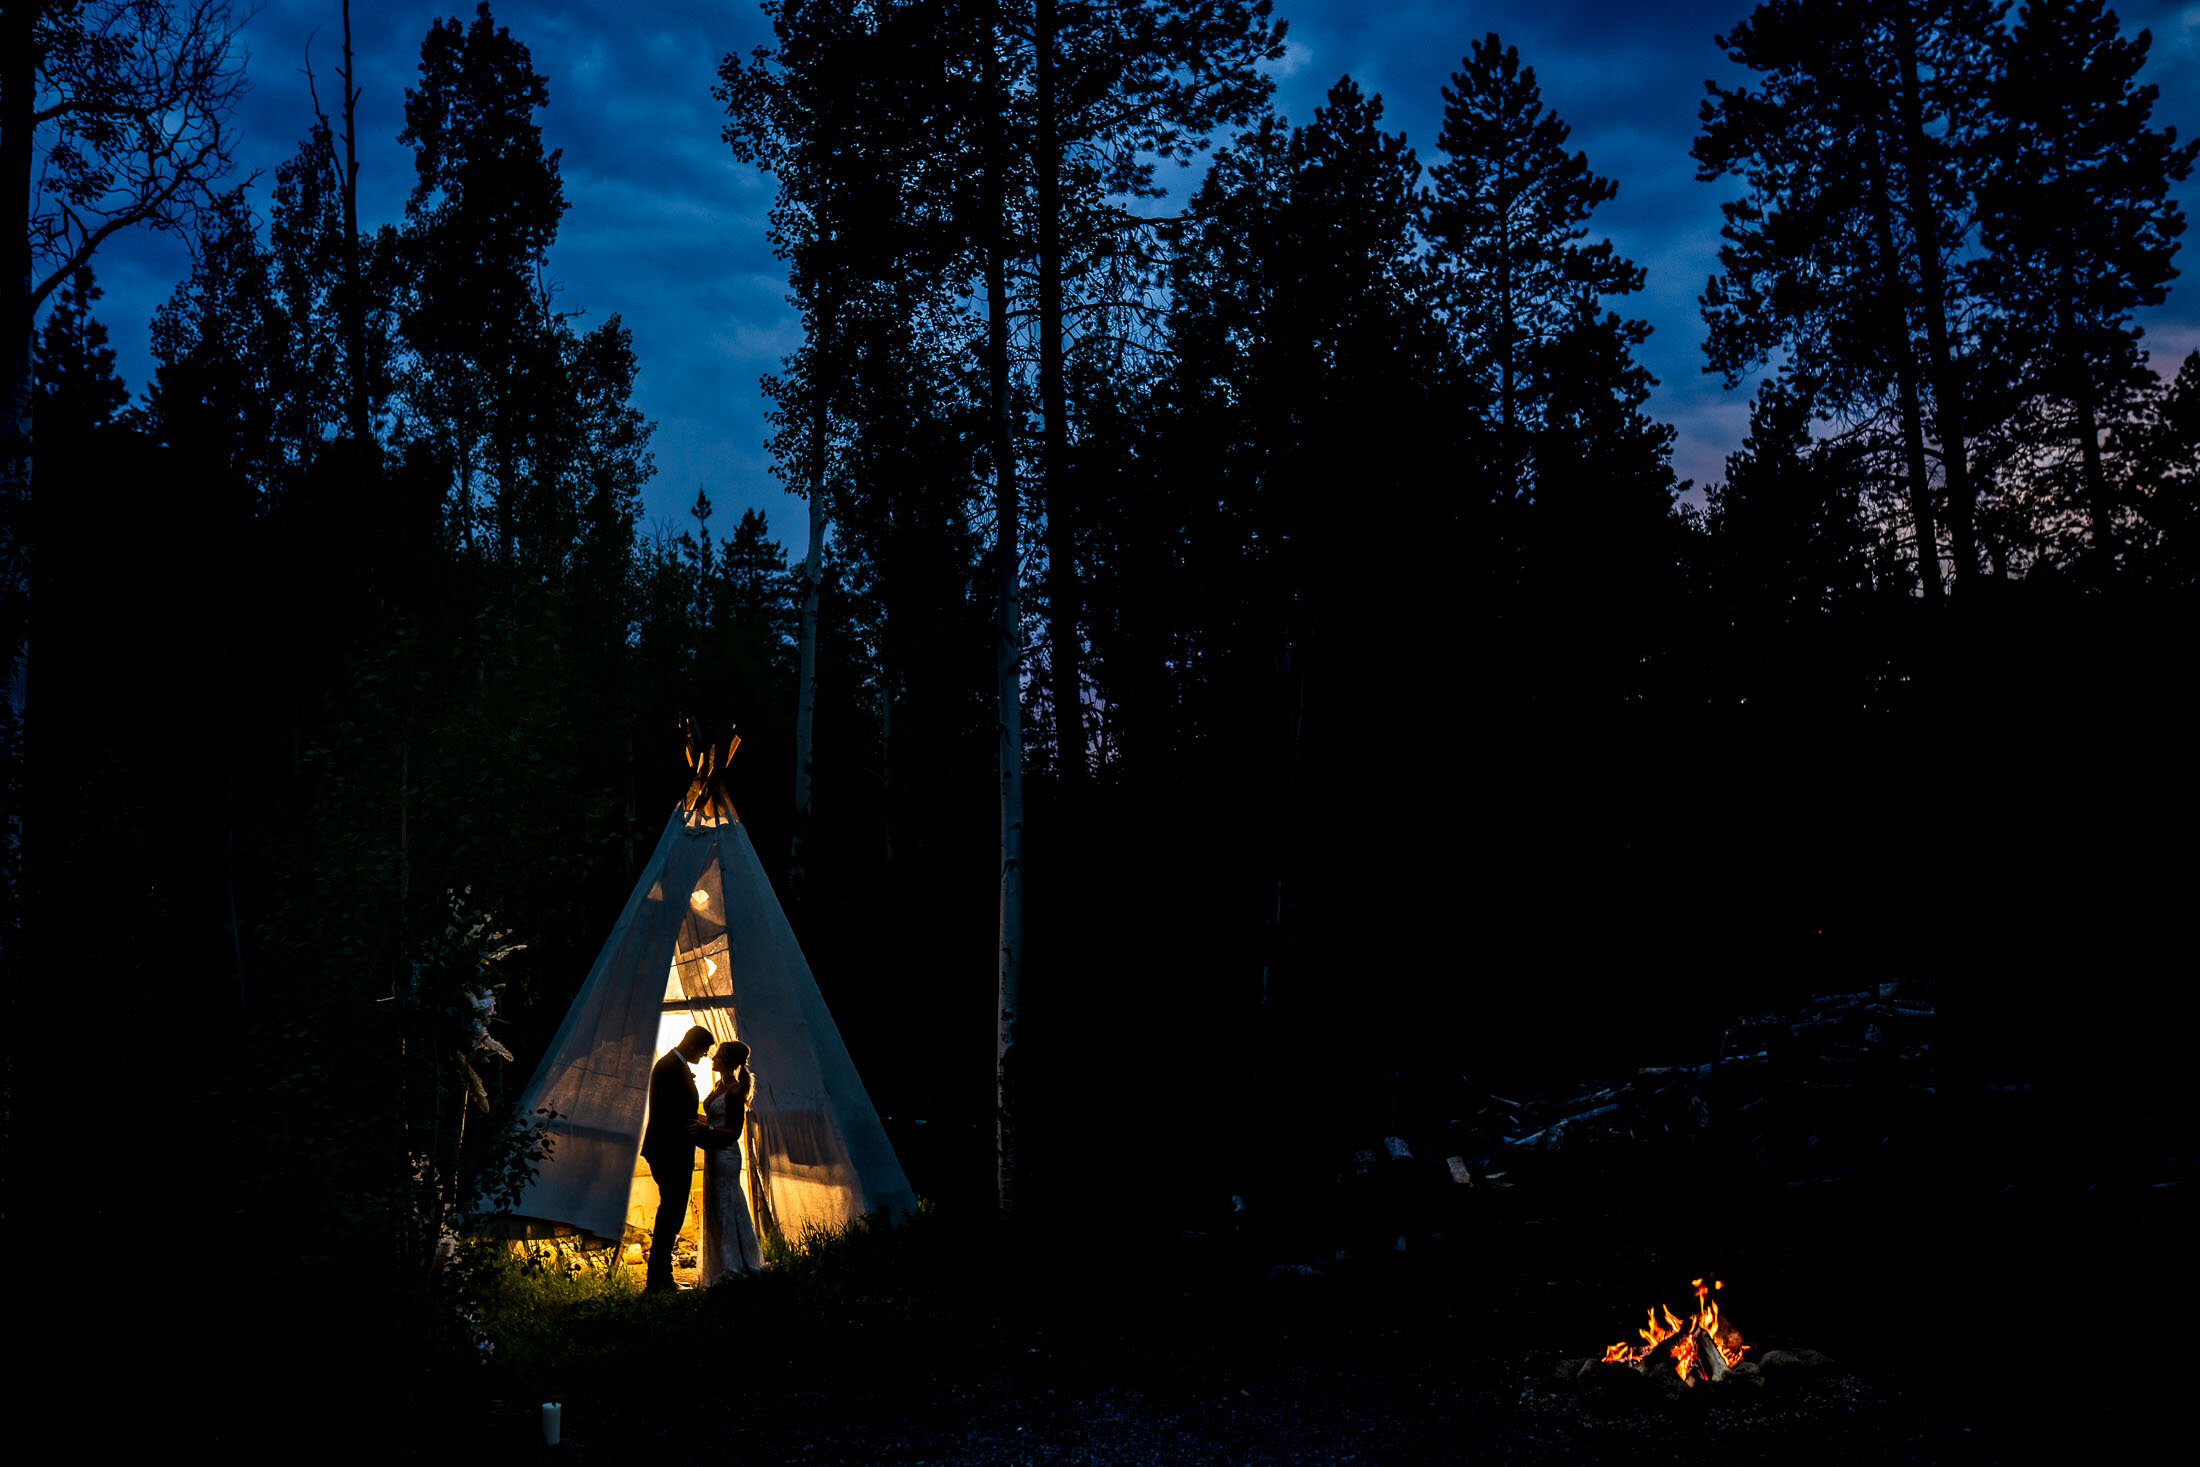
4, 0, 2197, 1452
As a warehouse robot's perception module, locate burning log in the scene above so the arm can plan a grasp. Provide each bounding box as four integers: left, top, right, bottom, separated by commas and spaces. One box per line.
1690, 1326, 1729, 1383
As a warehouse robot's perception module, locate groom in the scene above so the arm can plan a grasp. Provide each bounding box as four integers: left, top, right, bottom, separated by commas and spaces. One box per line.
641, 1025, 718, 1292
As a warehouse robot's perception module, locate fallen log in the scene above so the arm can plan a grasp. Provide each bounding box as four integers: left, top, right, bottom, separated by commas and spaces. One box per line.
1637, 1051, 1767, 1081
1506, 1102, 1620, 1149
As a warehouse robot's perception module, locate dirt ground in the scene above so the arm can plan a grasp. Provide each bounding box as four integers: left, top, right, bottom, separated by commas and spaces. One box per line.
471, 1155, 2188, 1464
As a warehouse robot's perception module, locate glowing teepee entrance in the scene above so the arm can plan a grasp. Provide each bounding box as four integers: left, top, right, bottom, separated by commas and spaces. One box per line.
501, 724, 914, 1253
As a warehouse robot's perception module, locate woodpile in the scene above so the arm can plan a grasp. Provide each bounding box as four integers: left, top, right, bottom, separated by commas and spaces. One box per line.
1550, 1343, 1833, 1401
1426, 979, 1936, 1189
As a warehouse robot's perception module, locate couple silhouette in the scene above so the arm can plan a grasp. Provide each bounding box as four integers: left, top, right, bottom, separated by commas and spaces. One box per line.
641, 1025, 764, 1291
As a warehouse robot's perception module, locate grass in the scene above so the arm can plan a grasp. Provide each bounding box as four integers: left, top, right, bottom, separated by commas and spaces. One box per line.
470, 1205, 1025, 1419
462, 1183, 1574, 1447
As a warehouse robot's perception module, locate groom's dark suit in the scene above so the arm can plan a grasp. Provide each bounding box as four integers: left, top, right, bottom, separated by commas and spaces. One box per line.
640, 1048, 704, 1291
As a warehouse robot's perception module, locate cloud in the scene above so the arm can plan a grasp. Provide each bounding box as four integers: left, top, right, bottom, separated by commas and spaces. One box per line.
1264, 40, 1313, 81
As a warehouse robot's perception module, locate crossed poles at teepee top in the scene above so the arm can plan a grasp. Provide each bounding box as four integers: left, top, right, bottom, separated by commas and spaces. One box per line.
680, 715, 742, 823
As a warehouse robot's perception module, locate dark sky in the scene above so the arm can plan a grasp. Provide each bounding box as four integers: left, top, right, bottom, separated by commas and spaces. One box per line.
82, 0, 2200, 537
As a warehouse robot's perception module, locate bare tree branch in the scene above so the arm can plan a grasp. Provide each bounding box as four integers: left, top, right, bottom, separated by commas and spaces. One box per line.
26, 0, 256, 316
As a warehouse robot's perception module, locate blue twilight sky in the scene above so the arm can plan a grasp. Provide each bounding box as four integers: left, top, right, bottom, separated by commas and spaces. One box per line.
74, 0, 2200, 537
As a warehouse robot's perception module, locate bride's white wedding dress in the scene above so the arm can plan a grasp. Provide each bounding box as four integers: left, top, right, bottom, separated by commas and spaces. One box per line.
701, 1086, 765, 1282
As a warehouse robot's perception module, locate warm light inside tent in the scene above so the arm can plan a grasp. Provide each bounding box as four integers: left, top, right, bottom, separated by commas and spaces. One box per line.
769, 1174, 845, 1234
654, 1011, 713, 1102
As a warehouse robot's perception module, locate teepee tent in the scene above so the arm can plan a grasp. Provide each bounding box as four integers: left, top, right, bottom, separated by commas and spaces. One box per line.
499, 727, 914, 1252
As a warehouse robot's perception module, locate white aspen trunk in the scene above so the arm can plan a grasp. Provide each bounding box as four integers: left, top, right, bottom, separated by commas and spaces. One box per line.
1035, 0, 1083, 794
995, 484, 1026, 1218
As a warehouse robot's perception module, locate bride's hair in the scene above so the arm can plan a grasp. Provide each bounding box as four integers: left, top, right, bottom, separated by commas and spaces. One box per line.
712, 1040, 755, 1106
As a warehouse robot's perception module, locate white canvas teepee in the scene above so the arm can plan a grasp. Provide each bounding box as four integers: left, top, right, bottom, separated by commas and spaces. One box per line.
500, 730, 914, 1251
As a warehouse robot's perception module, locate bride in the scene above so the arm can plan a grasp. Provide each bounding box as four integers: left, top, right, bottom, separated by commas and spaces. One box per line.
701, 1039, 764, 1281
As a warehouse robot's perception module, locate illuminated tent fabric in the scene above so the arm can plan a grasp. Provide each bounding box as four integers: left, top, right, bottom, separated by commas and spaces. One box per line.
499, 802, 914, 1251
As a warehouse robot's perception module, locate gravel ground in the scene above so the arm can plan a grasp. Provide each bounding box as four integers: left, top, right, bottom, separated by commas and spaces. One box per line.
506, 1352, 2013, 1465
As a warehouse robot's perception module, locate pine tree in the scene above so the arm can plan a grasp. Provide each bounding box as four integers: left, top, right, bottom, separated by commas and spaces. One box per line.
1527, 297, 1681, 704
1426, 34, 1672, 696
2131, 352, 2200, 582
1024, 0, 1284, 791
267, 122, 349, 490
148, 189, 284, 523
31, 267, 128, 449
723, 509, 789, 623
1428, 34, 1644, 499
1702, 376, 1878, 698
398, 1, 569, 565
1143, 78, 1450, 1064
1975, 0, 2197, 576
1698, 1, 2006, 605
721, 0, 977, 892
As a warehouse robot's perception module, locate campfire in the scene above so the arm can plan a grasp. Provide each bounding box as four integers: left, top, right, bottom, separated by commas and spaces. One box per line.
1600, 1278, 1748, 1386
1553, 1277, 1834, 1402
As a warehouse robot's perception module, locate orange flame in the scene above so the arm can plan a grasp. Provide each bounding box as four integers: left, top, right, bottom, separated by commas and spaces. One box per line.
1600, 1277, 1750, 1383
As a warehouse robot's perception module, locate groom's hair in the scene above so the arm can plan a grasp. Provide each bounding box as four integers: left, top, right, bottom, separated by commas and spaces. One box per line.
681, 1025, 715, 1050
